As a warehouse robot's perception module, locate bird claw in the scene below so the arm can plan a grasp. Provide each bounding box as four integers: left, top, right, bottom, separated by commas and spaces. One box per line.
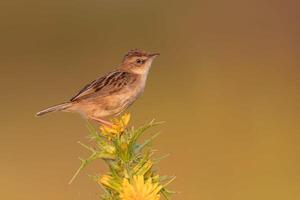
90, 117, 113, 127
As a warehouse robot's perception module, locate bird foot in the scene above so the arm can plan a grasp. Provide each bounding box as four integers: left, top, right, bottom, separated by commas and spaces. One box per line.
90, 117, 113, 127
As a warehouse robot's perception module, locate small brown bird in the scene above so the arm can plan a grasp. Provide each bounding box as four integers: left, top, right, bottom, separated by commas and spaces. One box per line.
36, 49, 159, 125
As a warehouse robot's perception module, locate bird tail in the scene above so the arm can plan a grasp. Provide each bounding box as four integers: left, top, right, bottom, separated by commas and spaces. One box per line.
36, 102, 72, 117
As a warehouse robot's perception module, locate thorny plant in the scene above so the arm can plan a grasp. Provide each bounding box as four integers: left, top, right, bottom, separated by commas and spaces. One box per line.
69, 113, 175, 200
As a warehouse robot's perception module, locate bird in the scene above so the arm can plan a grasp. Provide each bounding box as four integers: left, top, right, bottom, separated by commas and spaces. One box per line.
36, 49, 159, 126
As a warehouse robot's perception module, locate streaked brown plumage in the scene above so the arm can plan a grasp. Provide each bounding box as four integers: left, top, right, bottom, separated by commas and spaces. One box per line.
36, 49, 159, 125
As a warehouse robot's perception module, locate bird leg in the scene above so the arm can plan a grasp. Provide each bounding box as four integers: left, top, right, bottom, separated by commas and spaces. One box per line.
90, 116, 113, 127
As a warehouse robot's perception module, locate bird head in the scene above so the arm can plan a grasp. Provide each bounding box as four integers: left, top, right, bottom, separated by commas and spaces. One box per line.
120, 49, 159, 74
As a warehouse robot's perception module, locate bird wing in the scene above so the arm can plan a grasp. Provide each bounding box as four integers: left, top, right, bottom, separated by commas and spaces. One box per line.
70, 70, 136, 101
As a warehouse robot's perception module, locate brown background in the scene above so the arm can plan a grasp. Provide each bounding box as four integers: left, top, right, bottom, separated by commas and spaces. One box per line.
0, 0, 300, 199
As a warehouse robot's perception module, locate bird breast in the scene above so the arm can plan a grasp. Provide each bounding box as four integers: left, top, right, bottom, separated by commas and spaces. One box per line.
106, 74, 147, 116
123, 74, 147, 103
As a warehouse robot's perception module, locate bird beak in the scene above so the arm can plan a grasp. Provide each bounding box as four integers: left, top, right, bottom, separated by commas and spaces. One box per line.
148, 53, 160, 58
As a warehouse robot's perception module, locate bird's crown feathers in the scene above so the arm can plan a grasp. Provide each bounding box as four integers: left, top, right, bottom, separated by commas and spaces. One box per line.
123, 49, 148, 61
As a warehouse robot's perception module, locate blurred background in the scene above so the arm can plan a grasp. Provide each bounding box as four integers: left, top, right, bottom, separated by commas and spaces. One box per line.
0, 0, 299, 199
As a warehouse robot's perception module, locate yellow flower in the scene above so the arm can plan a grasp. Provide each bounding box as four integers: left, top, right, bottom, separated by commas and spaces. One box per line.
100, 113, 131, 139
99, 175, 113, 187
120, 175, 162, 200
98, 175, 122, 192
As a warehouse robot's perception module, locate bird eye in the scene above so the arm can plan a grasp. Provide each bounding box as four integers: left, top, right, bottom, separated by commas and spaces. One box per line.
136, 59, 143, 64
